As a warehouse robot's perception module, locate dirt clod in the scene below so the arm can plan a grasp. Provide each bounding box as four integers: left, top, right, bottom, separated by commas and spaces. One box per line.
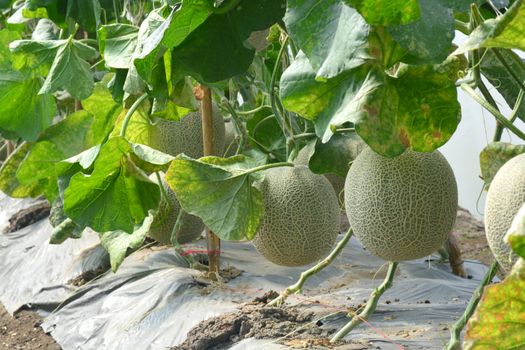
67, 265, 109, 287
3, 201, 51, 234
173, 298, 339, 350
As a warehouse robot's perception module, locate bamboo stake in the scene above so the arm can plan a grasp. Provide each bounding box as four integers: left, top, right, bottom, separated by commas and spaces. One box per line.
201, 86, 221, 280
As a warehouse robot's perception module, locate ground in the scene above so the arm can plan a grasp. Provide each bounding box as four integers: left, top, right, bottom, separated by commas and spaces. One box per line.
0, 207, 492, 349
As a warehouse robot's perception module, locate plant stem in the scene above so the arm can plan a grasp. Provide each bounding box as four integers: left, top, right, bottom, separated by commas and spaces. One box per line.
235, 104, 271, 115
270, 36, 292, 142
268, 228, 354, 307
119, 93, 148, 137
444, 261, 499, 350
330, 262, 398, 343
201, 86, 221, 281
461, 84, 525, 141
244, 161, 294, 176
454, 19, 471, 35
221, 98, 246, 155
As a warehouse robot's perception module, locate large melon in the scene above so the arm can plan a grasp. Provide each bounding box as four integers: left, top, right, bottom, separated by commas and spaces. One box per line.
344, 148, 458, 262
485, 153, 525, 272
150, 104, 226, 158
150, 177, 204, 245
252, 165, 340, 266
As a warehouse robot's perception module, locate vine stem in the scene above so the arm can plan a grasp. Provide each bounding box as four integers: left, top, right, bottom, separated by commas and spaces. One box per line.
270, 36, 292, 142
268, 228, 354, 307
244, 162, 294, 176
119, 93, 149, 137
330, 262, 398, 343
444, 261, 499, 350
461, 84, 525, 141
491, 49, 525, 92
201, 86, 221, 281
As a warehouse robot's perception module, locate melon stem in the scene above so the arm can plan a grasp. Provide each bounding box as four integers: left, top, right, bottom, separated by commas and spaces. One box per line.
330, 261, 398, 343
444, 260, 499, 350
119, 93, 148, 137
268, 228, 354, 307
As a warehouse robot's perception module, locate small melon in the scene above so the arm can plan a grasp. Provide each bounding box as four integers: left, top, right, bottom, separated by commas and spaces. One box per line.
150, 104, 226, 158
252, 165, 340, 266
485, 153, 525, 272
344, 147, 458, 262
150, 177, 204, 245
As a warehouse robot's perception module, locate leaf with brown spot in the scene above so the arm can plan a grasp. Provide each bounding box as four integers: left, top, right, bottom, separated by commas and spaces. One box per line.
463, 258, 525, 350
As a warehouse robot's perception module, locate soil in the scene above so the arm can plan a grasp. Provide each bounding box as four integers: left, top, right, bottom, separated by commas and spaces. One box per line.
174, 292, 349, 350
0, 304, 60, 350
3, 201, 51, 234
451, 207, 492, 267
67, 265, 110, 287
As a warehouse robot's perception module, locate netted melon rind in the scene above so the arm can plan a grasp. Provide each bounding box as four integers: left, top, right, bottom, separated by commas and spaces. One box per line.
485, 153, 525, 272
252, 165, 340, 267
150, 104, 226, 158
344, 147, 458, 262
150, 178, 204, 245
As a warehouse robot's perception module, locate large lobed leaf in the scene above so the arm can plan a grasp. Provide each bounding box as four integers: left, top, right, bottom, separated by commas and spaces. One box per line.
166, 155, 264, 241
280, 52, 460, 156
100, 212, 155, 272
63, 137, 167, 233
463, 258, 525, 349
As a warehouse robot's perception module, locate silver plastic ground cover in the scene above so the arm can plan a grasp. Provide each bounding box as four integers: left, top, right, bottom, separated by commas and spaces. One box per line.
41, 239, 488, 350
0, 194, 109, 315
0, 194, 489, 349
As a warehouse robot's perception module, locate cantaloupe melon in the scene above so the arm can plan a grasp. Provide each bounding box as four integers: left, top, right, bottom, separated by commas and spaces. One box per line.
150, 177, 204, 245
344, 147, 458, 262
252, 165, 340, 266
485, 153, 525, 272
149, 104, 226, 158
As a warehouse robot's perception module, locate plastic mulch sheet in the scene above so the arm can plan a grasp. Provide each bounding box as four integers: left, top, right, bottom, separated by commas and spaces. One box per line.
0, 194, 490, 349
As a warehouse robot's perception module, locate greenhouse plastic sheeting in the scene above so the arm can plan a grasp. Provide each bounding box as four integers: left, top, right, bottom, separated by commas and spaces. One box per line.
40, 237, 490, 350
0, 194, 109, 315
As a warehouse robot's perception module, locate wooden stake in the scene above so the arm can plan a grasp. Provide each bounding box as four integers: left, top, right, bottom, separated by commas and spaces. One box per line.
201, 86, 221, 280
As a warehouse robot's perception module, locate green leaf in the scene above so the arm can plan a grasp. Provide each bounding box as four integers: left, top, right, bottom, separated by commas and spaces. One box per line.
0, 71, 56, 141
246, 106, 287, 161
100, 212, 155, 272
66, 0, 101, 32
133, 0, 212, 82
0, 143, 45, 198
0, 29, 21, 70
40, 38, 98, 100
280, 52, 460, 156
480, 49, 525, 123
16, 110, 94, 183
81, 77, 123, 144
454, 0, 525, 53
166, 155, 264, 241
389, 0, 455, 64
31, 19, 58, 40
284, 0, 371, 79
50, 217, 84, 244
463, 258, 525, 350
10, 39, 63, 76
171, 0, 286, 83
479, 142, 525, 190
63, 137, 160, 233
98, 24, 139, 69
344, 0, 420, 25
306, 132, 365, 177
506, 204, 525, 259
